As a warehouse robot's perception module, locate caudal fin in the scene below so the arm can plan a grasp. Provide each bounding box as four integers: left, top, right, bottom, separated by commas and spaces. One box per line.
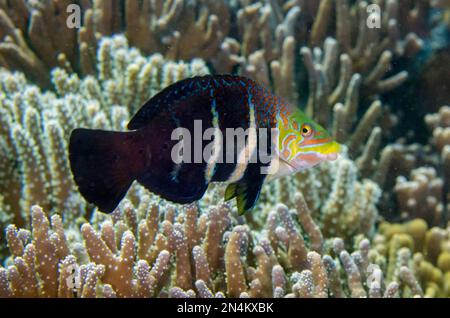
69, 128, 146, 213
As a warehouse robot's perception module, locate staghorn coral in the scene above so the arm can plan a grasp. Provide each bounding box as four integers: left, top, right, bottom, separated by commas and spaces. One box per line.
3, 191, 449, 298
259, 155, 381, 242
383, 105, 450, 226
2, 31, 390, 264
0, 0, 227, 88
0, 2, 438, 173
221, 2, 428, 207
0, 0, 449, 299
394, 167, 444, 225
0, 0, 431, 100
302, 0, 416, 102
233, 0, 426, 113
0, 35, 209, 234
0, 31, 389, 258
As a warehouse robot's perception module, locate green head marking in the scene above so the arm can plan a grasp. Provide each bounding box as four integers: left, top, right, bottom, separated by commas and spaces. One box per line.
276, 108, 340, 171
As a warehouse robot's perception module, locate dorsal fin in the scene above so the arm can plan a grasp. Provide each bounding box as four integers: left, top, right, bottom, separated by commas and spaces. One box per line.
127, 74, 255, 130
127, 76, 201, 130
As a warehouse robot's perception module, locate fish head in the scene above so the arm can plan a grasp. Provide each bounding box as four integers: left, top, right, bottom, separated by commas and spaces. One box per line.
276, 109, 341, 173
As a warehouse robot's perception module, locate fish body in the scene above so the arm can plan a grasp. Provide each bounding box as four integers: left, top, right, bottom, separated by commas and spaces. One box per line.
69, 75, 340, 214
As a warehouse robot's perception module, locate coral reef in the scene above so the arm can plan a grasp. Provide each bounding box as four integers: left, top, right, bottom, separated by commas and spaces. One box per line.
0, 1, 440, 174
0, 35, 208, 243
0, 0, 224, 88
395, 167, 444, 225
383, 105, 450, 226
0, 0, 431, 97
2, 192, 449, 298
0, 0, 449, 298
260, 156, 381, 241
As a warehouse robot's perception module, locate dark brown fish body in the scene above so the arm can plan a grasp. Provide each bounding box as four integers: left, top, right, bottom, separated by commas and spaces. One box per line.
69, 75, 288, 214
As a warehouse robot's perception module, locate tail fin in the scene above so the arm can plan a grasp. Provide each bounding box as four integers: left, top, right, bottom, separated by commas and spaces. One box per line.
69, 128, 146, 213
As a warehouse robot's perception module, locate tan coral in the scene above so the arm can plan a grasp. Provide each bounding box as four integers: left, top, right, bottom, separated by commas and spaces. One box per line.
395, 167, 444, 225
0, 0, 224, 86
1, 194, 436, 298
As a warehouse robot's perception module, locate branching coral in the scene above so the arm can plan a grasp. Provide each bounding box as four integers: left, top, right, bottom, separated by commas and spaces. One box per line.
260, 155, 381, 241
3, 191, 448, 298
384, 105, 450, 226
0, 3, 437, 189
238, 0, 426, 105
0, 0, 81, 87
0, 0, 448, 299
395, 167, 444, 225
0, 35, 209, 231
0, 28, 391, 262
0, 0, 431, 99
237, 2, 429, 204
299, 0, 417, 104
0, 0, 226, 87
378, 218, 450, 297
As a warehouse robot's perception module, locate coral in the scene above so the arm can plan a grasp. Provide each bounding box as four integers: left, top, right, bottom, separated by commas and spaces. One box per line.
385, 105, 450, 226
378, 218, 450, 297
0, 30, 390, 260
3, 191, 447, 298
0, 3, 436, 189
0, 0, 449, 299
0, 35, 209, 233
426, 105, 450, 154
237, 0, 425, 108
394, 167, 444, 225
124, 0, 229, 61
228, 2, 426, 210
260, 155, 381, 242
0, 0, 429, 100
301, 0, 418, 100
0, 0, 226, 88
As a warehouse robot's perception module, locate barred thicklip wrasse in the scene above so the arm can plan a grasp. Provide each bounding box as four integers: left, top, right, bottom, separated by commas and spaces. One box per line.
69, 75, 340, 214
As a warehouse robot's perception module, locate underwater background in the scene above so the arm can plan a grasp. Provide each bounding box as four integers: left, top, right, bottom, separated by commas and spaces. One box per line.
0, 0, 449, 298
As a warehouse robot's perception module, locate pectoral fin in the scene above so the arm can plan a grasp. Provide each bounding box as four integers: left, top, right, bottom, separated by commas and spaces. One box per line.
224, 163, 266, 215
224, 183, 238, 201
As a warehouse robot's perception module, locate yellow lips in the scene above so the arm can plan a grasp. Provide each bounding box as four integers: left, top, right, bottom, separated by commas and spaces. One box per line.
298, 140, 341, 157
319, 141, 341, 156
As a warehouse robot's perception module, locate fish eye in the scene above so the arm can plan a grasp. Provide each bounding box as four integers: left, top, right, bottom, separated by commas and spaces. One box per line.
301, 124, 313, 137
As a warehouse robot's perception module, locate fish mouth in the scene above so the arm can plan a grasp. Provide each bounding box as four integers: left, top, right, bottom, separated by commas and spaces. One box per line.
285, 141, 341, 171
316, 141, 341, 160
321, 152, 338, 161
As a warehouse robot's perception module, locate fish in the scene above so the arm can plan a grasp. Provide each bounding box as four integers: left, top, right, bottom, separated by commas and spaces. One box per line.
69, 75, 340, 215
